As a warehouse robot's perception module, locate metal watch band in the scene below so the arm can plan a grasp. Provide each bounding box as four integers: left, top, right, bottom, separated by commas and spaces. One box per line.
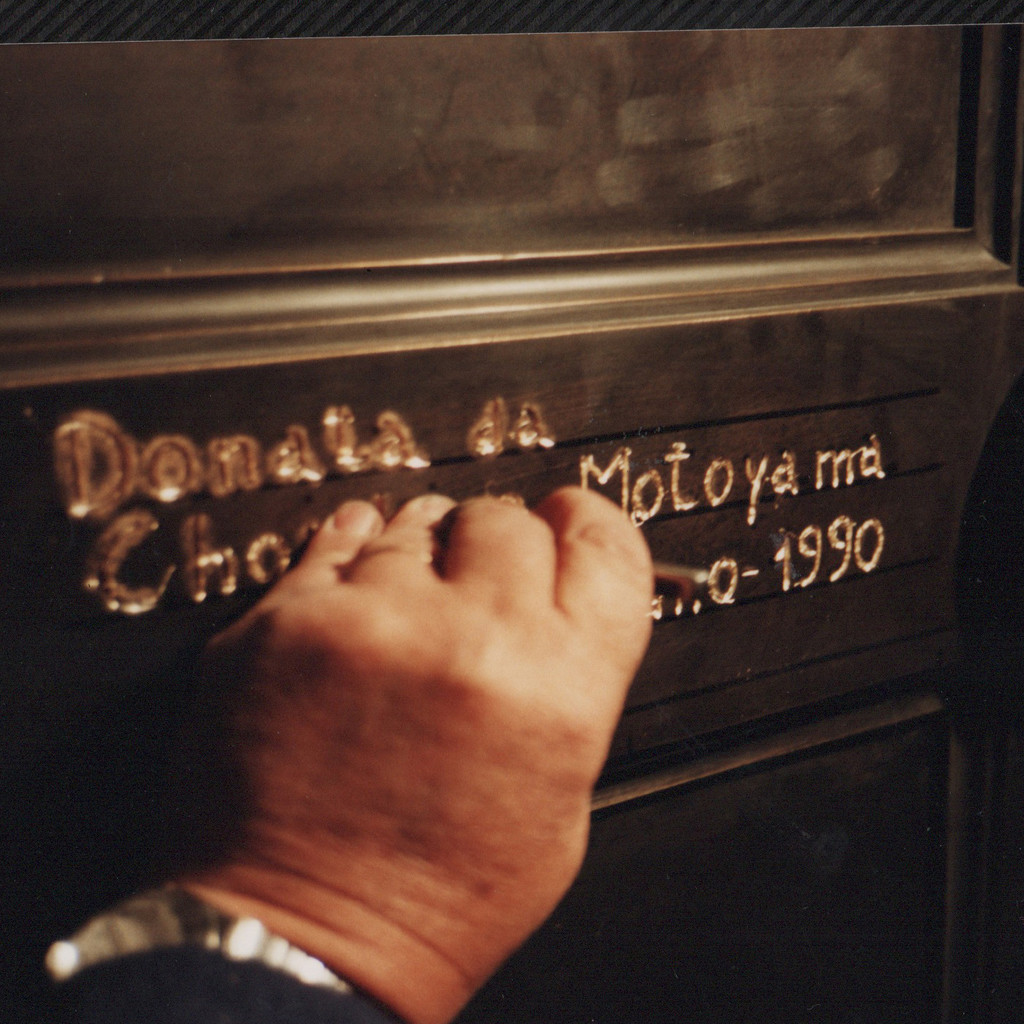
45, 886, 353, 995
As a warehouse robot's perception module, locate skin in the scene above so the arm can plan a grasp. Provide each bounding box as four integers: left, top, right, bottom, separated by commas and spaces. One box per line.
178, 487, 653, 1024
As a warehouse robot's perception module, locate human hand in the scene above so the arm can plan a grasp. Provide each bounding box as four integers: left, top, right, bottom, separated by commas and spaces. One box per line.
176, 487, 652, 1024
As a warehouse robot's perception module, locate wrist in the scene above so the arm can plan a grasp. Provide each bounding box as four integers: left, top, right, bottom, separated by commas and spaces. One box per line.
181, 860, 484, 1024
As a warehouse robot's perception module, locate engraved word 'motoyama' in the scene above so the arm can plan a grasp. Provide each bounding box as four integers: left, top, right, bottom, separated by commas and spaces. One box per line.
579, 435, 884, 527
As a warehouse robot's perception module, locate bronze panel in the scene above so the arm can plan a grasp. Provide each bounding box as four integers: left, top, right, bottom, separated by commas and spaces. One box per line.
1, 28, 960, 282
1, 26, 1023, 1024
460, 707, 949, 1023
0, 296, 990, 754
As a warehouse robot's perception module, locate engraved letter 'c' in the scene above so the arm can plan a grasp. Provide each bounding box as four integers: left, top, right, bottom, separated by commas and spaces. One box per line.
245, 532, 292, 586
83, 508, 174, 615
54, 410, 137, 521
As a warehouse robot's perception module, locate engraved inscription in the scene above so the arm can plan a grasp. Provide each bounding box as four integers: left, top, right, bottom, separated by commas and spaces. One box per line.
650, 510, 887, 621
180, 513, 239, 603
745, 456, 769, 526
774, 516, 885, 592
772, 451, 800, 500
467, 398, 509, 457
631, 469, 665, 526
139, 435, 204, 503
245, 533, 293, 586
53, 408, 432, 523
815, 435, 885, 490
54, 410, 138, 521
207, 435, 264, 497
360, 412, 430, 471
577, 436, 891, 622
581, 447, 632, 516
52, 401, 895, 619
853, 518, 885, 572
322, 406, 363, 473
509, 402, 555, 451
467, 397, 556, 458
703, 458, 734, 508
580, 443, 806, 527
665, 443, 699, 512
83, 509, 175, 615
266, 426, 326, 485
707, 556, 740, 605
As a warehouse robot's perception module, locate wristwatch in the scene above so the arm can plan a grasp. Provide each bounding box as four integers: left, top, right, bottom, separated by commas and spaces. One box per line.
45, 886, 352, 995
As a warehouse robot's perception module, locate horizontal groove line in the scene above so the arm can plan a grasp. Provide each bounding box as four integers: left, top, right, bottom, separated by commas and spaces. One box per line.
632, 619, 952, 712
649, 555, 939, 624
559, 387, 942, 450
892, 461, 945, 478
634, 462, 944, 524
423, 452, 942, 506
594, 691, 948, 811
421, 388, 943, 470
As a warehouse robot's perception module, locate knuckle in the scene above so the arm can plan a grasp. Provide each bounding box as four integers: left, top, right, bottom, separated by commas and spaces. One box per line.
396, 492, 457, 523
458, 493, 533, 527
571, 522, 654, 606
575, 516, 650, 574
450, 495, 552, 551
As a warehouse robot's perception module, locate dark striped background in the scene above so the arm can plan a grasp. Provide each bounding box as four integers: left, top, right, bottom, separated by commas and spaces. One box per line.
0, 0, 1022, 42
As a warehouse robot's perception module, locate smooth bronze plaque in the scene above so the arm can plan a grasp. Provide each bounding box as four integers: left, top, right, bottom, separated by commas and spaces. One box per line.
3, 25, 1024, 1024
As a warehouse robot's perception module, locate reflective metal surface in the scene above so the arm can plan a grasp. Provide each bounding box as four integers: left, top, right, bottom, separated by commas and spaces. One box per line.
2, 25, 1024, 1024
2, 30, 959, 283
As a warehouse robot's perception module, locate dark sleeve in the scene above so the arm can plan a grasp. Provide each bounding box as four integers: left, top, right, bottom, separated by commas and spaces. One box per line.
54, 945, 402, 1024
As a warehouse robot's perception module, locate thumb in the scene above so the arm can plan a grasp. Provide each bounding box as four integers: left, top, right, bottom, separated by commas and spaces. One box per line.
534, 487, 653, 672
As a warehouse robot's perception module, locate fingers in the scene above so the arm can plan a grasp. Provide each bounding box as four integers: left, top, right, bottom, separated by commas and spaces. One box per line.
441, 497, 557, 612
345, 493, 457, 586
534, 487, 653, 660
295, 500, 385, 586
291, 489, 651, 670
